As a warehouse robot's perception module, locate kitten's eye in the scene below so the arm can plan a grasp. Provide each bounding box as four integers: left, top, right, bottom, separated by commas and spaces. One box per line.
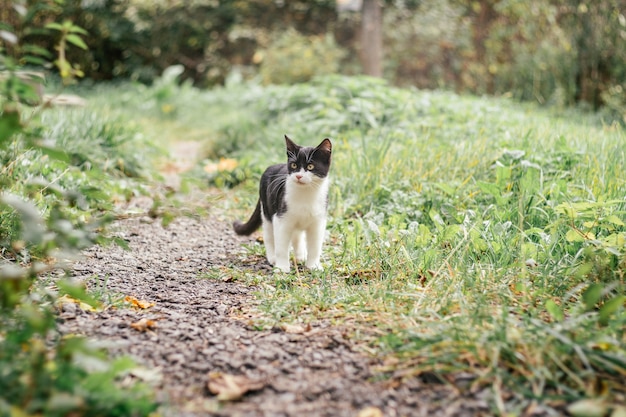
290, 163, 298, 169
307, 163, 315, 171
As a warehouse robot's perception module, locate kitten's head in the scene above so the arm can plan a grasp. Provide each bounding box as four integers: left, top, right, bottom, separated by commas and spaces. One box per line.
284, 135, 332, 187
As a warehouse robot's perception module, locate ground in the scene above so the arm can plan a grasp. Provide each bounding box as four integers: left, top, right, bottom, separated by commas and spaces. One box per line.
55, 142, 503, 417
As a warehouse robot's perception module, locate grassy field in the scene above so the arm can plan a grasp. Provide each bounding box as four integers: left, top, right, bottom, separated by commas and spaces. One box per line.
73, 74, 626, 414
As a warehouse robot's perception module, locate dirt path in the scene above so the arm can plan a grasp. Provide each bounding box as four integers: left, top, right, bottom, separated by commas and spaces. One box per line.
56, 142, 494, 416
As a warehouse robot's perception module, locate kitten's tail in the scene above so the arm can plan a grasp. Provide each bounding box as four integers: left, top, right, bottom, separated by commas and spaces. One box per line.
233, 199, 263, 235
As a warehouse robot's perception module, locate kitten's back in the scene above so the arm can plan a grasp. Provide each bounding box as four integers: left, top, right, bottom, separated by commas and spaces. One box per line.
259, 163, 288, 222
232, 164, 286, 235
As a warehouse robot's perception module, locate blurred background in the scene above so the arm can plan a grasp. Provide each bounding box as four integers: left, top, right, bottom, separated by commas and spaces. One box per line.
2, 0, 625, 116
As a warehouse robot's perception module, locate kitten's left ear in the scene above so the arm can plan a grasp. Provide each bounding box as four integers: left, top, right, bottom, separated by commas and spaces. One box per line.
317, 138, 332, 154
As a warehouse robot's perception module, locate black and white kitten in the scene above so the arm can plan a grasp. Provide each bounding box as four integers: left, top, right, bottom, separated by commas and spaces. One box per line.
233, 135, 332, 272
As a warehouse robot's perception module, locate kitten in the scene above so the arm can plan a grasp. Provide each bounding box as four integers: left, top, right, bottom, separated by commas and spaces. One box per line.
233, 135, 332, 273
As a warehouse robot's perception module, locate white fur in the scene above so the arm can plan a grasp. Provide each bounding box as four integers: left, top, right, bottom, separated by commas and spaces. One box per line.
262, 169, 329, 273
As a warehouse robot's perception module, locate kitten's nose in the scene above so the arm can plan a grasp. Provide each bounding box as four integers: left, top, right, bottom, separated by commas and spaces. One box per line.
296, 174, 303, 180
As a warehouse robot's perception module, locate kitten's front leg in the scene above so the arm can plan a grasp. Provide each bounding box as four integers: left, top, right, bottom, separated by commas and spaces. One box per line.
262, 220, 276, 266
305, 218, 327, 270
273, 220, 291, 273
291, 231, 307, 263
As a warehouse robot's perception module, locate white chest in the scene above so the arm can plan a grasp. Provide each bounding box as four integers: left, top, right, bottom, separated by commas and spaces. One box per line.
281, 177, 329, 229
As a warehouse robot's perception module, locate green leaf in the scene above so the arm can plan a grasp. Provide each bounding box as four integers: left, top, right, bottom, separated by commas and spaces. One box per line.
604, 214, 625, 226
545, 299, 564, 322
477, 181, 500, 197
23, 44, 53, 58
599, 295, 625, 326
565, 229, 584, 242
36, 144, 70, 162
0, 108, 22, 144
45, 22, 64, 31
66, 33, 88, 50
69, 25, 89, 35
554, 203, 577, 219
582, 283, 603, 311
22, 55, 48, 66
434, 182, 456, 196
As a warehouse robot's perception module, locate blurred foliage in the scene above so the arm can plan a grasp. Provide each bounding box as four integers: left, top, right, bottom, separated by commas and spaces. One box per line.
1, 2, 157, 415
386, 0, 626, 120
2, 0, 624, 114
259, 28, 346, 84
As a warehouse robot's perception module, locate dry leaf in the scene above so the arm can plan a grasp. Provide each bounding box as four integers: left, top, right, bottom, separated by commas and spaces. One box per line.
611, 406, 626, 417
357, 406, 384, 417
204, 158, 238, 174
207, 372, 265, 401
56, 294, 96, 312
567, 399, 608, 417
125, 295, 155, 309
280, 323, 311, 334
130, 318, 157, 332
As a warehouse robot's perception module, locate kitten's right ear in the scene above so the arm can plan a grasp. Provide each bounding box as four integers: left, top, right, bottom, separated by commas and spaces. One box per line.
285, 135, 299, 156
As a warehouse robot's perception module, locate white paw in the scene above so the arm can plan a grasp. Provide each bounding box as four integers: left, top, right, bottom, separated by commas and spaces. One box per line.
306, 262, 323, 271
274, 262, 290, 273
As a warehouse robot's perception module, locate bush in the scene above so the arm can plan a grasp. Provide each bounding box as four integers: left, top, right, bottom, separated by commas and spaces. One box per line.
384, 0, 626, 120
259, 29, 347, 85
1, 5, 158, 415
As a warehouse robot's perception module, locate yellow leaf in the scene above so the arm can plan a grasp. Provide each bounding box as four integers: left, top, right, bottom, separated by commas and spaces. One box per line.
358, 407, 384, 417
204, 158, 238, 174
130, 318, 157, 332
56, 294, 96, 312
280, 322, 311, 334
125, 295, 155, 309
567, 399, 608, 417
78, 301, 96, 312
207, 372, 265, 401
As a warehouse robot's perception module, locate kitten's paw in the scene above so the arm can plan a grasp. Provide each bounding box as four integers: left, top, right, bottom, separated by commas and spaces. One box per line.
274, 265, 290, 274
306, 262, 323, 271
274, 261, 290, 273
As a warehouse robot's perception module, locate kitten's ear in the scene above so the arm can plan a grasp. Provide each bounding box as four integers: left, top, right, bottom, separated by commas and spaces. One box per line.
317, 138, 332, 154
285, 135, 299, 155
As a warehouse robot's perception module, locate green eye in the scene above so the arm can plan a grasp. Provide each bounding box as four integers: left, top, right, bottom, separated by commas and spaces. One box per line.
307, 164, 314, 170
290, 163, 298, 169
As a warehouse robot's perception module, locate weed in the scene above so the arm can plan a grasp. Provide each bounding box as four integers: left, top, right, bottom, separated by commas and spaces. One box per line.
202, 75, 626, 412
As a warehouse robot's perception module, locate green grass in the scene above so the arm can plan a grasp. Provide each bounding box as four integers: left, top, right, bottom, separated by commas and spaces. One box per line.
72, 75, 626, 414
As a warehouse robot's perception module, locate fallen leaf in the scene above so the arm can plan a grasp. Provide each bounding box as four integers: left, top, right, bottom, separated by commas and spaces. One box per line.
207, 372, 265, 401
611, 406, 626, 417
280, 323, 308, 334
204, 158, 238, 174
56, 294, 96, 312
358, 406, 384, 417
125, 295, 155, 309
567, 398, 608, 417
130, 318, 157, 332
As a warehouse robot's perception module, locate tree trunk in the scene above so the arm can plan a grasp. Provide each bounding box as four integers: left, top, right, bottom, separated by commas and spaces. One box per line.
361, 0, 383, 77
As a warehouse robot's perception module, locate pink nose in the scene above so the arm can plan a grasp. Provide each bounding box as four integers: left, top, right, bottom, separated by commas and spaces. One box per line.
296, 174, 303, 180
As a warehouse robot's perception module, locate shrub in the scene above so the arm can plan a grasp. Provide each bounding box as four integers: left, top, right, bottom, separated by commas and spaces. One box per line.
259, 28, 347, 85
1, 5, 157, 415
